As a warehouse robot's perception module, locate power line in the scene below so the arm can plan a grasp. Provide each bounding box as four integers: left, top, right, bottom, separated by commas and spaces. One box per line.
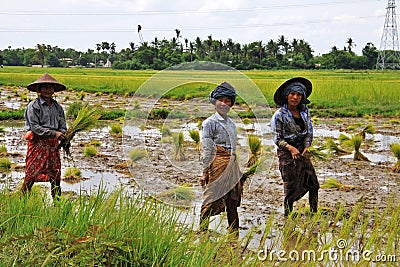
0, 0, 378, 16
0, 15, 384, 33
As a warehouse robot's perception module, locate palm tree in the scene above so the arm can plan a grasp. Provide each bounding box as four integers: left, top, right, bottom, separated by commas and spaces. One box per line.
346, 38, 355, 54
277, 35, 289, 54
36, 44, 47, 67
175, 29, 181, 44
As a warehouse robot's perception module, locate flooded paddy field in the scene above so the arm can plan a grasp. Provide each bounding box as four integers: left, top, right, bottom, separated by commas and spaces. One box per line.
1, 86, 399, 246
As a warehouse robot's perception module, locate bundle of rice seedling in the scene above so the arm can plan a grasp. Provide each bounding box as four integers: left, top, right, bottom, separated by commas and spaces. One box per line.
359, 123, 375, 140
338, 133, 351, 146
173, 131, 185, 161
390, 143, 400, 173
241, 157, 265, 184
63, 167, 83, 183
58, 104, 101, 157
246, 134, 262, 167
188, 129, 200, 152
325, 138, 350, 155
307, 146, 328, 160
347, 134, 369, 161
321, 177, 358, 192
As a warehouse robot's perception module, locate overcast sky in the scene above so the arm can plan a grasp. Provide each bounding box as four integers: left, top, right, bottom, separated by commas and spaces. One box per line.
0, 0, 391, 55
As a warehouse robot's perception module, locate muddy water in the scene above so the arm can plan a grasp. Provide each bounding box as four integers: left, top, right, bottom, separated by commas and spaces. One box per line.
1, 87, 399, 249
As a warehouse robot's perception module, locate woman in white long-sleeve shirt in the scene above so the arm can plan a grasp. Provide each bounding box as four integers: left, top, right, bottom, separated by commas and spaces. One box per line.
199, 82, 242, 236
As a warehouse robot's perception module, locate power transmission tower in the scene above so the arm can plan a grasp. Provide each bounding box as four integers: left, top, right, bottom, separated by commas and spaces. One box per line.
376, 0, 400, 69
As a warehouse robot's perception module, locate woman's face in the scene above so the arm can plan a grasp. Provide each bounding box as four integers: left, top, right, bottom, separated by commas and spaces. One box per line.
215, 97, 232, 116
286, 91, 303, 107
39, 84, 55, 98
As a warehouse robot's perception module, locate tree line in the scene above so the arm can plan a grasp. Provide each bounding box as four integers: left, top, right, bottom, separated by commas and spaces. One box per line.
0, 33, 380, 70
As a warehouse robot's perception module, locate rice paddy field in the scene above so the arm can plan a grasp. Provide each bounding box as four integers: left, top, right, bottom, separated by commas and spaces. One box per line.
0, 66, 399, 266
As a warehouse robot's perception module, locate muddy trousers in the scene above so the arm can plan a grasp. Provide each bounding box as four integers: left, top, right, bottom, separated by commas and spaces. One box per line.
21, 178, 61, 200
200, 196, 239, 234
284, 187, 318, 216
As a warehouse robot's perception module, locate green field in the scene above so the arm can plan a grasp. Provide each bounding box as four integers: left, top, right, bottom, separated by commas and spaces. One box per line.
1, 66, 399, 117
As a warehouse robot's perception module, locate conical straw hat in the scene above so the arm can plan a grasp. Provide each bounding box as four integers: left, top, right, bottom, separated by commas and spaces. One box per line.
27, 73, 66, 92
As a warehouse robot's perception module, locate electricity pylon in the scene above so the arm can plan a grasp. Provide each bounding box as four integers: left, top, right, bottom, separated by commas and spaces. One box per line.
376, 0, 400, 69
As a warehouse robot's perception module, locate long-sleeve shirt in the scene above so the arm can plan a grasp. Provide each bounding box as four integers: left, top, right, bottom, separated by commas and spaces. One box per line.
201, 112, 237, 170
24, 96, 67, 138
271, 104, 313, 149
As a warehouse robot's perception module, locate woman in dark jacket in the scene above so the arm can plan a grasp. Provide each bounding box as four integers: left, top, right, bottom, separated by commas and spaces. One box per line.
271, 77, 319, 217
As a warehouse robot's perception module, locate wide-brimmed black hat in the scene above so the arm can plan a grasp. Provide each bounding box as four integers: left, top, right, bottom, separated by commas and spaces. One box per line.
27, 73, 66, 92
273, 77, 312, 107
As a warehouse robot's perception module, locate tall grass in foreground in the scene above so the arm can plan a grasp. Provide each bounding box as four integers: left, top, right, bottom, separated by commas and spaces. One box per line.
0, 188, 244, 266
0, 188, 398, 266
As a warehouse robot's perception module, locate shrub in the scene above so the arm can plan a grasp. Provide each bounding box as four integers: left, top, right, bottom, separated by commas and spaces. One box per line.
83, 145, 98, 157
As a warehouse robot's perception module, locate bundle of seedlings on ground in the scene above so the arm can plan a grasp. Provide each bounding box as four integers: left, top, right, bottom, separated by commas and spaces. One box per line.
344, 134, 370, 161
188, 129, 200, 152
359, 123, 375, 140
110, 123, 123, 137
83, 145, 98, 157
0, 157, 11, 170
172, 131, 185, 161
307, 145, 328, 160
321, 177, 358, 191
63, 167, 83, 183
0, 144, 6, 156
390, 143, 400, 173
58, 104, 101, 157
246, 134, 262, 167
156, 184, 195, 206
129, 148, 147, 163
325, 137, 351, 155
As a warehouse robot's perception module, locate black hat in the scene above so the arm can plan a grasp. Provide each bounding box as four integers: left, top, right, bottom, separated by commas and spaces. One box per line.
273, 77, 312, 107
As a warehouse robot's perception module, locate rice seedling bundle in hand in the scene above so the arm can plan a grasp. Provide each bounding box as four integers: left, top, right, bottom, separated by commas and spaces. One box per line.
246, 134, 262, 167
188, 129, 200, 152
58, 104, 101, 157
390, 143, 400, 173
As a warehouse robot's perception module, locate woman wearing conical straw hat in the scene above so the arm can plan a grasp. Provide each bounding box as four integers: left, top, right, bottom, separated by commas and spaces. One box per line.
21, 73, 67, 201
271, 77, 319, 217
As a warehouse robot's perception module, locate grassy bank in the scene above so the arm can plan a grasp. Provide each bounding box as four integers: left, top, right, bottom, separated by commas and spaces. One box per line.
1, 66, 399, 117
0, 187, 398, 266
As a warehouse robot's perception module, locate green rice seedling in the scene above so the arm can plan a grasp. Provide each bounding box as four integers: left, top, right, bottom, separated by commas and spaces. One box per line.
59, 104, 101, 156
390, 143, 400, 173
188, 129, 200, 152
307, 146, 328, 160
246, 134, 262, 167
156, 185, 195, 206
160, 125, 171, 137
346, 134, 369, 161
0, 157, 11, 170
389, 119, 400, 124
133, 99, 141, 109
94, 91, 102, 97
89, 139, 101, 146
359, 123, 375, 139
321, 177, 358, 191
325, 137, 351, 155
338, 133, 351, 146
63, 167, 83, 183
242, 118, 251, 125
83, 145, 98, 157
334, 118, 344, 124
0, 144, 7, 156
0, 127, 4, 133
66, 101, 84, 117
129, 148, 147, 162
173, 132, 185, 161
75, 91, 86, 100
110, 123, 123, 137
108, 93, 114, 100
